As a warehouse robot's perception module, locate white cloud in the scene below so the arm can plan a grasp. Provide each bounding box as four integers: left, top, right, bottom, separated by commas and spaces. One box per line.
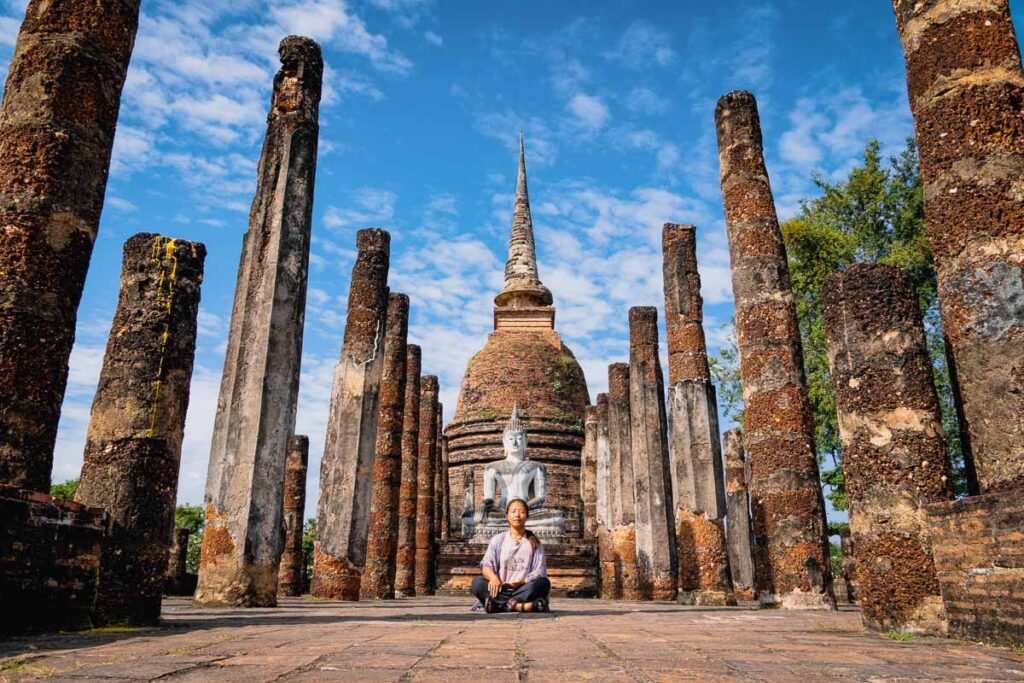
424, 30, 443, 46
106, 196, 138, 213
625, 87, 669, 115
568, 93, 610, 134
324, 187, 398, 231
604, 21, 675, 69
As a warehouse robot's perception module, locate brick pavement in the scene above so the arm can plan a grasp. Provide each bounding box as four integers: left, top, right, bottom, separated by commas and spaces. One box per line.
1, 597, 1021, 682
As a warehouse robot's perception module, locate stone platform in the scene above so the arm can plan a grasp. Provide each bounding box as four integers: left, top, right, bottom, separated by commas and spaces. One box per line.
1, 597, 1022, 682
436, 540, 597, 597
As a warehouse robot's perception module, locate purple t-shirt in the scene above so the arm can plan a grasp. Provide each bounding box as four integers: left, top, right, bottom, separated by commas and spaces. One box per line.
479, 531, 547, 583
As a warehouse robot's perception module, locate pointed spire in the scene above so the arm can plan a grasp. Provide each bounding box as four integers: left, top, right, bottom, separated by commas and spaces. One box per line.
495, 133, 553, 308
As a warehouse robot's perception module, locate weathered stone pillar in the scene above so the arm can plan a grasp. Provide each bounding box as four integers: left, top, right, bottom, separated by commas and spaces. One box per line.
311, 228, 390, 600
581, 404, 599, 541
822, 263, 953, 632
433, 405, 444, 541
591, 397, 616, 598
0, 0, 142, 492
394, 345, 421, 597
439, 411, 450, 542
662, 222, 734, 606
198, 37, 322, 608
893, 0, 1024, 494
415, 376, 440, 595
75, 234, 205, 625
277, 435, 309, 597
715, 90, 834, 610
360, 294, 410, 600
167, 528, 190, 590
723, 429, 755, 601
839, 528, 857, 604
608, 363, 639, 600
628, 307, 677, 600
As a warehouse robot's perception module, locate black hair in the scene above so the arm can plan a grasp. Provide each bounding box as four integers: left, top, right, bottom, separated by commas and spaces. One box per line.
505, 498, 540, 551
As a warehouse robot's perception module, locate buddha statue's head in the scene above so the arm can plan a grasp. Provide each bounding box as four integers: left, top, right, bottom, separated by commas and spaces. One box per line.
502, 404, 527, 462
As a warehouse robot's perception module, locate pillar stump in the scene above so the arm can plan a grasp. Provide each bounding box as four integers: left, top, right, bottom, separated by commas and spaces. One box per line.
76, 234, 205, 625
823, 263, 953, 633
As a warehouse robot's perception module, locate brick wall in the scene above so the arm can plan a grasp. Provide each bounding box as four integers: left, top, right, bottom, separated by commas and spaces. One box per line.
0, 486, 107, 634
927, 491, 1024, 647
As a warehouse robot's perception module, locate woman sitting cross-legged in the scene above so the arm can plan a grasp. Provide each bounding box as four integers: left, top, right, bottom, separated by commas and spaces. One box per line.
470, 498, 551, 613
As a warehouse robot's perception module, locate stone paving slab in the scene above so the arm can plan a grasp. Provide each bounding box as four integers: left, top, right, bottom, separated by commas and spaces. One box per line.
0, 597, 1022, 682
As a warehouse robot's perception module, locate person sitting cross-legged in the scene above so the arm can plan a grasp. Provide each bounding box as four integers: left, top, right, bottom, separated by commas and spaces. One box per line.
470, 498, 551, 613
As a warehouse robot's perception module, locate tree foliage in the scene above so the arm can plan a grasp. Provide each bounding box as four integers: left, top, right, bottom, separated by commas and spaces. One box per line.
50, 478, 79, 500
174, 504, 204, 574
711, 138, 967, 510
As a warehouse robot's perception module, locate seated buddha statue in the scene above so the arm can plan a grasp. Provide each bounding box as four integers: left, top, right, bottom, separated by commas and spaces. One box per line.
463, 405, 565, 543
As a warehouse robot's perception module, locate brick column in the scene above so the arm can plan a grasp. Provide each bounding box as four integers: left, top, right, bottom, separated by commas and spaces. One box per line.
608, 363, 640, 600
893, 0, 1024, 494
361, 294, 410, 600
278, 435, 309, 597
0, 0, 142, 491
662, 222, 733, 606
715, 90, 834, 609
628, 307, 677, 600
581, 403, 599, 541
439, 411, 450, 542
415, 376, 440, 595
198, 37, 322, 607
75, 234, 205, 625
723, 429, 755, 601
312, 228, 390, 600
394, 345, 421, 597
823, 263, 953, 632
434, 405, 444, 541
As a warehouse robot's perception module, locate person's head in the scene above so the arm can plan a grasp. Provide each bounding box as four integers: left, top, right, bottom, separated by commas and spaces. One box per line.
506, 498, 529, 529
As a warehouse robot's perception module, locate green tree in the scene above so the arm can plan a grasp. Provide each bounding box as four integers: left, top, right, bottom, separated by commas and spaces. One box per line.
50, 478, 79, 500
302, 517, 316, 580
708, 322, 743, 426
174, 504, 204, 574
780, 138, 964, 508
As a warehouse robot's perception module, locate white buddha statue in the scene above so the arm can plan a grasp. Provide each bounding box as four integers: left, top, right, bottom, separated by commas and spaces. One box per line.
463, 405, 565, 542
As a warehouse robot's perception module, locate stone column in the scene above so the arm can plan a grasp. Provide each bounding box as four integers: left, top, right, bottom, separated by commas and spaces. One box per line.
75, 234, 205, 625
433, 405, 444, 541
167, 528, 190, 590
608, 363, 639, 600
715, 90, 834, 610
311, 229, 391, 601
628, 307, 677, 600
893, 0, 1024, 494
277, 435, 309, 598
822, 263, 953, 632
439, 411, 450, 542
581, 404, 599, 541
415, 376, 440, 595
360, 293, 410, 600
593, 395, 616, 599
0, 0, 142, 492
662, 222, 734, 606
394, 345, 421, 597
839, 529, 857, 604
198, 37, 322, 608
723, 429, 755, 601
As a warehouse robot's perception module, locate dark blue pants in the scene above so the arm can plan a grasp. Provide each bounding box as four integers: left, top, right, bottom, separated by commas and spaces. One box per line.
471, 575, 550, 610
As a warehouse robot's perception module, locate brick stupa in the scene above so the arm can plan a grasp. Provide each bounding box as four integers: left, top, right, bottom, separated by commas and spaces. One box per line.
437, 135, 595, 596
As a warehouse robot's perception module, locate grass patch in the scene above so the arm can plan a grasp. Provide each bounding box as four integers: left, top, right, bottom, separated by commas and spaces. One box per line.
0, 655, 58, 678
83, 625, 139, 634
411, 619, 431, 625
514, 645, 526, 659
1013, 643, 1024, 654
886, 629, 916, 642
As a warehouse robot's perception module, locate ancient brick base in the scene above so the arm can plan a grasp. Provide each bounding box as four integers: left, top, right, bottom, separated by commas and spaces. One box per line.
0, 486, 107, 635
928, 491, 1024, 647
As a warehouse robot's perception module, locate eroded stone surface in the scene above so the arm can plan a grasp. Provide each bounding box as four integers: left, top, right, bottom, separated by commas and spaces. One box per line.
628, 307, 677, 600
75, 234, 205, 626
361, 293, 410, 600
715, 90, 834, 610
893, 0, 1024, 494
823, 263, 953, 633
395, 345, 422, 598
0, 0, 142, 492
278, 436, 309, 597
198, 36, 321, 608
723, 429, 756, 601
415, 376, 440, 596
312, 228, 390, 601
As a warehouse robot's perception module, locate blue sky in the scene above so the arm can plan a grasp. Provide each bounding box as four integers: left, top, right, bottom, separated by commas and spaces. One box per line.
3, 0, 1020, 520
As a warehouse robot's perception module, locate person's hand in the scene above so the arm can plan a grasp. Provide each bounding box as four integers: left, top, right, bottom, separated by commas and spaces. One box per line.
488, 577, 501, 598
